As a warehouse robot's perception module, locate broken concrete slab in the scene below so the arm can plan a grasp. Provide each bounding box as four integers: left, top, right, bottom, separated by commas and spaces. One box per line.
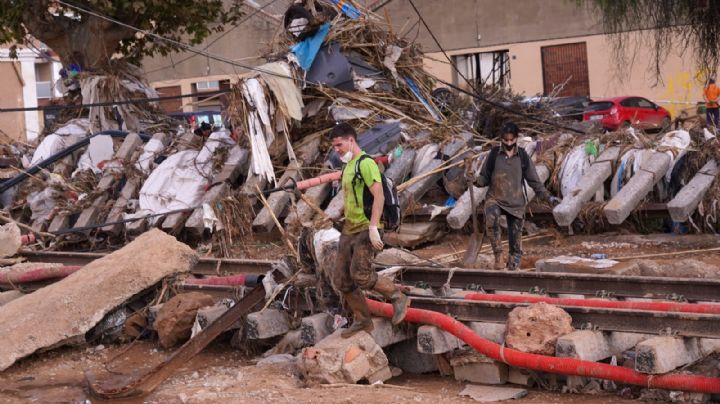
667, 159, 718, 222
285, 181, 331, 225
253, 137, 320, 232
604, 151, 671, 224
384, 148, 416, 184
505, 302, 573, 355
535, 255, 640, 276
635, 336, 720, 374
556, 330, 650, 362
386, 338, 438, 374
446, 185, 488, 230
0, 229, 197, 371
383, 221, 445, 248
246, 308, 290, 339
451, 351, 509, 385
299, 330, 392, 385
369, 317, 415, 348
458, 384, 527, 402
468, 322, 506, 344
417, 325, 464, 354
301, 312, 334, 346
553, 147, 621, 226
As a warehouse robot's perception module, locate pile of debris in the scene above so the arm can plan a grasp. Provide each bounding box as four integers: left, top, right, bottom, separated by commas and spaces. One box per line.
0, 2, 719, 400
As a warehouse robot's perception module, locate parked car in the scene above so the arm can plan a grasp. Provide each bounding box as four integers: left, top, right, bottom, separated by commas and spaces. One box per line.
582, 96, 671, 131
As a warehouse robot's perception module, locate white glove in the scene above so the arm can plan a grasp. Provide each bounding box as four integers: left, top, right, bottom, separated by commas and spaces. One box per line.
369, 225, 384, 250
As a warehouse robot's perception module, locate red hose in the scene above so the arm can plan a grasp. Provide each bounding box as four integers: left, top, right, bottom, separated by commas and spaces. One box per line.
0, 265, 82, 284
183, 274, 262, 287
464, 293, 720, 315
184, 274, 247, 286
366, 299, 720, 393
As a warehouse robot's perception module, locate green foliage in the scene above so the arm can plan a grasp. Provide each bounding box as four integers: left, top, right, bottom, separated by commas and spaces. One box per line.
583, 0, 720, 80
0, 0, 243, 66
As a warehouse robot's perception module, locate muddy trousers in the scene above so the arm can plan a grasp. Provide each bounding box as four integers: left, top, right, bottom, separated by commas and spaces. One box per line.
484, 204, 524, 270
708, 107, 720, 129
332, 231, 378, 293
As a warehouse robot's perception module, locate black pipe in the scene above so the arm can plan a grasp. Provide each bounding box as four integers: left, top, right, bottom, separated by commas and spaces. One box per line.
0, 130, 151, 194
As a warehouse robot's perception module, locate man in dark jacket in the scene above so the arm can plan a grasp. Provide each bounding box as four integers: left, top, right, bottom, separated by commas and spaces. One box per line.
473, 122, 559, 270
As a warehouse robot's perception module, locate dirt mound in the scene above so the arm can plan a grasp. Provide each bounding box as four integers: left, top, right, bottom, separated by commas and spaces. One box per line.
156, 292, 215, 349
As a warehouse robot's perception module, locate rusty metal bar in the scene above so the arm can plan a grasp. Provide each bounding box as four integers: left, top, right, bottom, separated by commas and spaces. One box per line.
21, 250, 276, 275
409, 297, 720, 338
87, 272, 280, 399
396, 266, 720, 302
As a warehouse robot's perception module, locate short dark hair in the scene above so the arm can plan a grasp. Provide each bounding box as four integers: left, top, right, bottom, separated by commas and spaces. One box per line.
500, 122, 519, 138
710, 78, 716, 84
328, 122, 357, 140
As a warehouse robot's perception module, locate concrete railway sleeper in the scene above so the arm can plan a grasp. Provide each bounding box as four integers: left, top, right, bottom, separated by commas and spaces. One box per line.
395, 266, 720, 302
406, 296, 720, 338
368, 299, 720, 394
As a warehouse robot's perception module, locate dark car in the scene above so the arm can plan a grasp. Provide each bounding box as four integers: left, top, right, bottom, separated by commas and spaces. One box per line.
583, 96, 671, 131
168, 111, 224, 129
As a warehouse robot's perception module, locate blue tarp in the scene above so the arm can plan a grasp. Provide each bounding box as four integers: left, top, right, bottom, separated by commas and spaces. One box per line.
290, 22, 331, 71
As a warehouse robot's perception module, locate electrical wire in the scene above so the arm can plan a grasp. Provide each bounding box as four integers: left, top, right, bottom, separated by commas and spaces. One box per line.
405, 0, 585, 134
56, 0, 301, 83
30, 1, 585, 135
0, 88, 229, 113
143, 0, 284, 75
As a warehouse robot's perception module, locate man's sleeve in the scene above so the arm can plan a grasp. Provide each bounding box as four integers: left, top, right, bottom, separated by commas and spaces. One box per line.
359, 158, 382, 187
524, 160, 549, 199
475, 154, 492, 188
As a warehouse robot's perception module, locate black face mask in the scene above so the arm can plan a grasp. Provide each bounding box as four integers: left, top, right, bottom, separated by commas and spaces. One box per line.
502, 142, 516, 151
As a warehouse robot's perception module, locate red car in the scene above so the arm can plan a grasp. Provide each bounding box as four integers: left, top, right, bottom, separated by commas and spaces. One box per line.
583, 96, 671, 131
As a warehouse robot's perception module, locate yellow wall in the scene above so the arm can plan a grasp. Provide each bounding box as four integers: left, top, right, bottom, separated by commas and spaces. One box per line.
424, 32, 705, 117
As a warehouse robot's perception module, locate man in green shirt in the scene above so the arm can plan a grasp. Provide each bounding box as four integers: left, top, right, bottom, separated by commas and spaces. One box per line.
329, 123, 408, 338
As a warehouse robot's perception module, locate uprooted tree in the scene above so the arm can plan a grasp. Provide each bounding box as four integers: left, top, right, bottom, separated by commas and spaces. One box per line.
585, 0, 720, 81
0, 0, 243, 71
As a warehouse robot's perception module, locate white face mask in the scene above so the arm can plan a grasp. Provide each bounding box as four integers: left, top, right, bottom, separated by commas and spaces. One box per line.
340, 151, 353, 163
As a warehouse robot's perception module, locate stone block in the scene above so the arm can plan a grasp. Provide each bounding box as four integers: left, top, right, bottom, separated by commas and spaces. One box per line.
635, 336, 708, 374
556, 330, 649, 362
508, 368, 535, 387
453, 361, 508, 385
246, 308, 290, 340
468, 322, 506, 344
301, 312, 334, 346
417, 325, 464, 354
369, 317, 415, 348
386, 338, 438, 374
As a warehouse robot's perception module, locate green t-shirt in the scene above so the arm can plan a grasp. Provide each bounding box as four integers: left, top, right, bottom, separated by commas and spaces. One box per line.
342, 152, 382, 234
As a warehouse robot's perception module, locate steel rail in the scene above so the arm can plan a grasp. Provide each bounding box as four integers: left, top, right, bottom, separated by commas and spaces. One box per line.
396, 266, 720, 302
21, 250, 276, 275
408, 296, 720, 338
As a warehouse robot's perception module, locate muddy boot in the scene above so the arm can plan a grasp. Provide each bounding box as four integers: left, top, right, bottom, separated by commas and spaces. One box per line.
493, 252, 504, 270
506, 254, 521, 271
373, 277, 409, 325
341, 289, 374, 338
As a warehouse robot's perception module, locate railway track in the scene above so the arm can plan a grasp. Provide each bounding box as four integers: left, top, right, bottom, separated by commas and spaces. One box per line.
22, 252, 720, 337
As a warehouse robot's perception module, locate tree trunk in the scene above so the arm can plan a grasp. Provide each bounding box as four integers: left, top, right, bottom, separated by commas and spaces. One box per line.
22, 2, 133, 71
